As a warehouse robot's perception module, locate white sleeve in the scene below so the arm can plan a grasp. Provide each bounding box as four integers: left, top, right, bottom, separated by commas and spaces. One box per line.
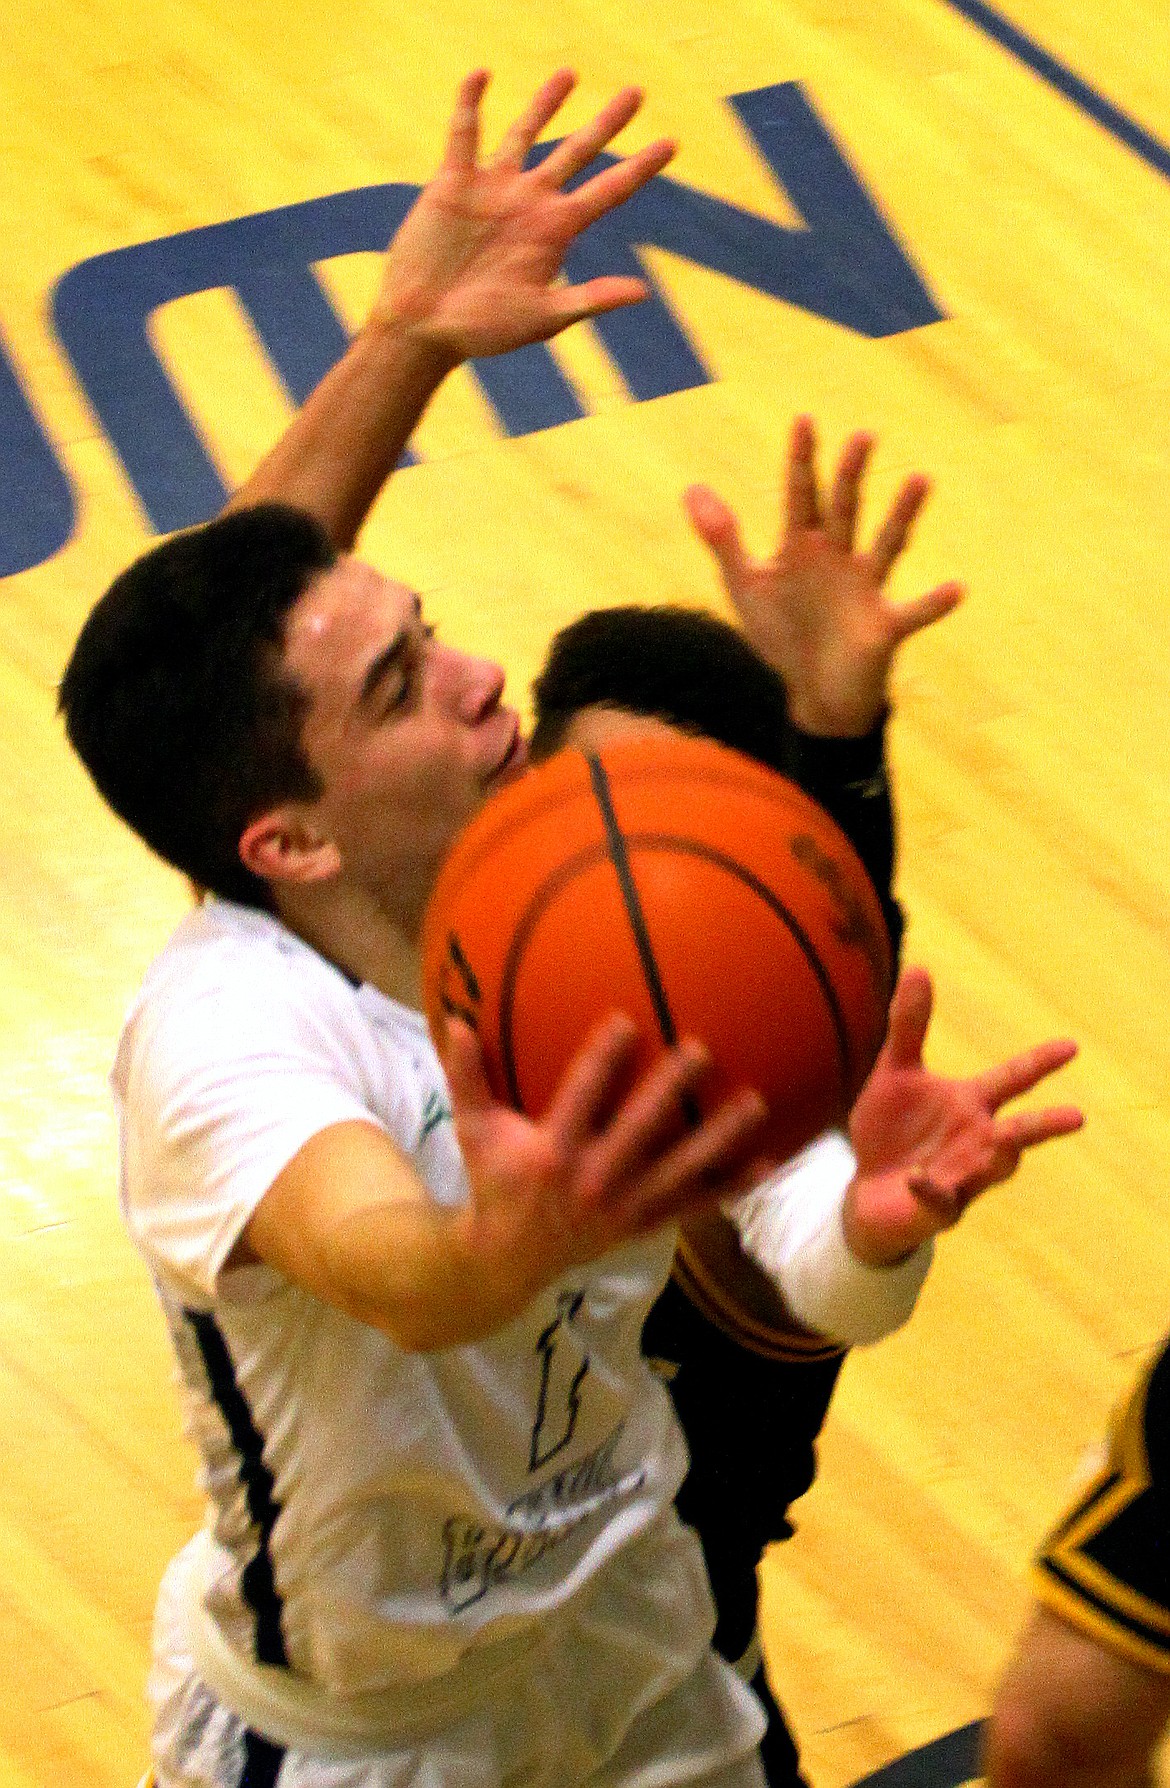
723, 1130, 934, 1346
116, 971, 383, 1303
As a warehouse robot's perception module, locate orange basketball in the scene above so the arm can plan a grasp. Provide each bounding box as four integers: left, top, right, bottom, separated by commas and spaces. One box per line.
421, 735, 893, 1165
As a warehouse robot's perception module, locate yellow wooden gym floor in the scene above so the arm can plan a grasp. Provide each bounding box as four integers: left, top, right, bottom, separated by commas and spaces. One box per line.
2, 2, 1169, 1782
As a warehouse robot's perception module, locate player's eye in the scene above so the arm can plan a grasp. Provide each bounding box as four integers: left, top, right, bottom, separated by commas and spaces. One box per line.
381, 669, 410, 714
381, 623, 436, 718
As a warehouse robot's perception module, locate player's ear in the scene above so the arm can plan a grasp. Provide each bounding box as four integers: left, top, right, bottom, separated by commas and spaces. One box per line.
238, 806, 341, 885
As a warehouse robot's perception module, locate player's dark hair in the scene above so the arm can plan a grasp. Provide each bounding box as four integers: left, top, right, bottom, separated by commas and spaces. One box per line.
530, 604, 792, 770
59, 504, 337, 909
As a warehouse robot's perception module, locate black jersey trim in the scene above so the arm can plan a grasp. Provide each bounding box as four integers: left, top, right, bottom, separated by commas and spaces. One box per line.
1033, 1554, 1170, 1672
1043, 1468, 1125, 1551
1034, 1344, 1170, 1668
238, 1728, 287, 1786
186, 1310, 289, 1668
1038, 1467, 1170, 1642
849, 1718, 984, 1787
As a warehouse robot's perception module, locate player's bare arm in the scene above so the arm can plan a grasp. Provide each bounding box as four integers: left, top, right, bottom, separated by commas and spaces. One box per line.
229, 69, 675, 548
242, 1013, 766, 1352
985, 1604, 1170, 1788
842, 967, 1083, 1266
684, 415, 964, 737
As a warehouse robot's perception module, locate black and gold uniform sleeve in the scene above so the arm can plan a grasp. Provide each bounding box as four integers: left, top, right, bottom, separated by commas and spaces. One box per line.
1033, 1335, 1170, 1673
782, 709, 905, 972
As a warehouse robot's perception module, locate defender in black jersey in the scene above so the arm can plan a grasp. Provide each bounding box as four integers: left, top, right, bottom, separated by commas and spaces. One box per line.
987, 1336, 1170, 1788
528, 419, 936, 1788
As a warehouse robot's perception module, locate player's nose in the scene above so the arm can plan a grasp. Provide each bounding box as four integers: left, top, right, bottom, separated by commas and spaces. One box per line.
448, 648, 506, 724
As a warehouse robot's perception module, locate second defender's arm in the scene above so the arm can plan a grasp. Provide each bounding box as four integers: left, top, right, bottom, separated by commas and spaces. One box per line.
783, 713, 905, 971
717, 968, 1082, 1346
685, 416, 963, 968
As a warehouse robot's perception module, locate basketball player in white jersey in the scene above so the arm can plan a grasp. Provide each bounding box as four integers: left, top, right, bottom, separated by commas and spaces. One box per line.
61, 70, 1084, 1788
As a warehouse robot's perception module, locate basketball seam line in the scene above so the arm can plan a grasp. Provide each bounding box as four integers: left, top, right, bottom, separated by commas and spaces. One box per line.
585, 755, 681, 1052
625, 833, 854, 1092
585, 755, 708, 1134
493, 759, 855, 1120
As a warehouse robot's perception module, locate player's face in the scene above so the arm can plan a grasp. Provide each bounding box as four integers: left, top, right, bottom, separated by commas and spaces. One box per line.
554, 705, 688, 754
281, 557, 527, 902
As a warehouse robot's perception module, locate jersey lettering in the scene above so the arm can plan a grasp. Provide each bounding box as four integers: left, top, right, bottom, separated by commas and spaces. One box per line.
530, 1289, 591, 1471
439, 1420, 645, 1613
419, 1089, 452, 1141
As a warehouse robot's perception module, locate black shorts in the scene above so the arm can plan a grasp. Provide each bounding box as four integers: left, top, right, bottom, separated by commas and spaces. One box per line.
643, 1268, 846, 1664
1034, 1333, 1170, 1673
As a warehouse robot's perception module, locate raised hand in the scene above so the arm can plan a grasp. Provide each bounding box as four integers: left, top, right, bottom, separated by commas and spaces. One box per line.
229, 69, 674, 544
442, 1013, 767, 1304
684, 415, 964, 737
372, 69, 676, 361
842, 968, 1083, 1266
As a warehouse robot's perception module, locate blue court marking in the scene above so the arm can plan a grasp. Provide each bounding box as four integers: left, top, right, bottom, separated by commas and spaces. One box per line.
49, 82, 941, 541
939, 0, 1170, 181
0, 334, 74, 580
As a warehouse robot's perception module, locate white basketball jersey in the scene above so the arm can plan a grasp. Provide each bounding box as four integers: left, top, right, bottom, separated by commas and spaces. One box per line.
113, 900, 687, 1698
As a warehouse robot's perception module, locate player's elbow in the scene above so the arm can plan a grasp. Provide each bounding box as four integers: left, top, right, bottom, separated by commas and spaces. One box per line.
983, 1693, 1070, 1788
984, 1678, 1157, 1788
986, 1605, 1170, 1788
334, 1281, 467, 1354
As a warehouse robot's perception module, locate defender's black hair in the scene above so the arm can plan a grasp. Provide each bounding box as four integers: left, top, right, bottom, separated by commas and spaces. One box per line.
530, 604, 792, 771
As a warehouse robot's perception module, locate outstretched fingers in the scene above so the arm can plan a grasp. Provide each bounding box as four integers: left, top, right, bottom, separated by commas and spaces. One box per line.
537, 85, 644, 187
583, 1040, 713, 1186
442, 70, 491, 174
544, 132, 676, 326
632, 1086, 771, 1230
868, 473, 931, 583
562, 135, 677, 228
883, 966, 934, 1070
682, 484, 751, 593
441, 1017, 498, 1135
887, 581, 965, 645
784, 414, 822, 535
975, 1038, 1079, 1112
910, 1099, 1083, 1213
545, 277, 651, 330
491, 68, 577, 169
545, 1013, 641, 1148
825, 431, 874, 550
994, 1104, 1085, 1150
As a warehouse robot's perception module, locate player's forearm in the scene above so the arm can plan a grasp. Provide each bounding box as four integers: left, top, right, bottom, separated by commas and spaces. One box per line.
226, 319, 457, 549
783, 711, 904, 968
318, 1195, 548, 1351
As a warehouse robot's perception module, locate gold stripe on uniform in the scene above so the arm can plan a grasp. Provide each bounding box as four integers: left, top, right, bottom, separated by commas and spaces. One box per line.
671, 1238, 845, 1364
1033, 1349, 1170, 1670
